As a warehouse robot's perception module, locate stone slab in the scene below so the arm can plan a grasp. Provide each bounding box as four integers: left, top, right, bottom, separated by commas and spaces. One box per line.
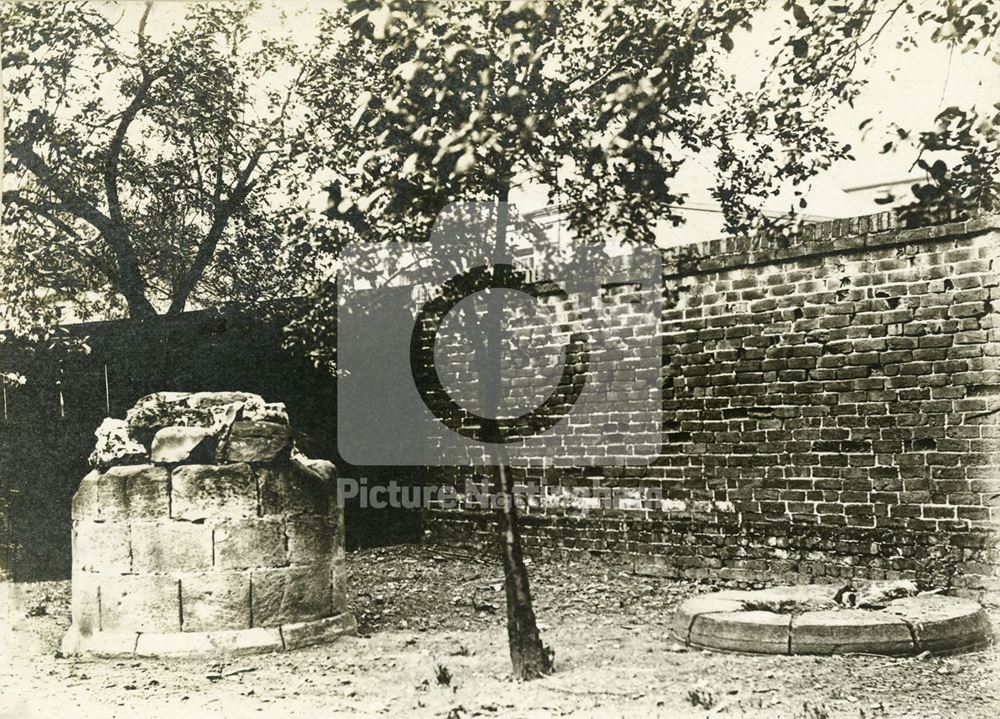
73, 521, 131, 574
883, 595, 992, 654
331, 557, 349, 615
690, 611, 791, 654
64, 614, 357, 657
791, 609, 915, 655
214, 519, 287, 570
258, 464, 331, 517
151, 426, 216, 464
283, 612, 357, 650
219, 421, 291, 463
131, 520, 213, 573
671, 596, 746, 644
286, 516, 334, 565
135, 626, 284, 657
171, 463, 256, 520
251, 566, 332, 626
69, 570, 101, 637
100, 574, 181, 634
179, 572, 251, 632
61, 627, 139, 657
98, 465, 170, 519
126, 466, 172, 517
71, 471, 101, 520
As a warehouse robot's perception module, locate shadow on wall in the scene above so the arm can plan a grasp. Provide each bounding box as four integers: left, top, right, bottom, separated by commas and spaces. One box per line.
0, 304, 422, 581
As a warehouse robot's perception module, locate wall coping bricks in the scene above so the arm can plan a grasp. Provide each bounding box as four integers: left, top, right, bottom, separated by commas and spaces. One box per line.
661, 213, 1000, 279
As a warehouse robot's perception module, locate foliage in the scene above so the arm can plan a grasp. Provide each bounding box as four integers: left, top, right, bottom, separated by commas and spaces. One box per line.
773, 0, 999, 224
1, 0, 325, 336
306, 0, 997, 252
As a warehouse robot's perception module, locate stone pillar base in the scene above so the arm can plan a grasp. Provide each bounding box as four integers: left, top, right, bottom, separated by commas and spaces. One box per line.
63, 392, 355, 659
62, 611, 357, 658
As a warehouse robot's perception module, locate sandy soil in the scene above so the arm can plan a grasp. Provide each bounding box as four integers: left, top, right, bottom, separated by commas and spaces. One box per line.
2, 545, 998, 719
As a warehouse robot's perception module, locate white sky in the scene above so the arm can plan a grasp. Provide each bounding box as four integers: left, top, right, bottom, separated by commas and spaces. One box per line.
42, 1, 1000, 241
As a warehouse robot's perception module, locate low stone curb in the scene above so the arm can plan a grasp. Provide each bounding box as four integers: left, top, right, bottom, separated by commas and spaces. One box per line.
672, 586, 992, 656
61, 611, 357, 658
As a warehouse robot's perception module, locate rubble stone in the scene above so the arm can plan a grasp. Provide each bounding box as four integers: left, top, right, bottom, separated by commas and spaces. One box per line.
125, 392, 212, 441
150, 426, 216, 464
218, 421, 291, 463
244, 401, 290, 425
88, 418, 148, 470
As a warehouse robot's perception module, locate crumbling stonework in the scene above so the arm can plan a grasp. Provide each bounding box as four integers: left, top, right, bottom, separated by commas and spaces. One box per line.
62, 391, 354, 657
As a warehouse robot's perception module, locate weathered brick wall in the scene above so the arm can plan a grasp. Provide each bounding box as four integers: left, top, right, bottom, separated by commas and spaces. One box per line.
425, 213, 1000, 598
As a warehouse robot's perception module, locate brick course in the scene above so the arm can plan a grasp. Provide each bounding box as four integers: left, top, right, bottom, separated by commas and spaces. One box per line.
424, 213, 1000, 597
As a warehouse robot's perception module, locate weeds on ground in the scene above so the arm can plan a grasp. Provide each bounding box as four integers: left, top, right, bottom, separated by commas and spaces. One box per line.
797, 701, 831, 719
686, 687, 718, 709
435, 664, 452, 686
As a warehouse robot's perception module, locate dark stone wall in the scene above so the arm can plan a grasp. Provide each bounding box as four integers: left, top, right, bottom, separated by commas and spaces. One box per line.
0, 305, 420, 581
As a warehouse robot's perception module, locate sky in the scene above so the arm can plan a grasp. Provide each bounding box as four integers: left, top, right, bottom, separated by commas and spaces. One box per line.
17, 0, 1000, 246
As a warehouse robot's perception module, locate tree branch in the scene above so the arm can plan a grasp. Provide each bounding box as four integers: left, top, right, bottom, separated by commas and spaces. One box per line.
104, 69, 163, 226
9, 143, 156, 317
7, 144, 113, 233
166, 59, 311, 314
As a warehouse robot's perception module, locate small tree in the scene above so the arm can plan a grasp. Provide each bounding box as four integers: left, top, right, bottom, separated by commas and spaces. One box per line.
305, 0, 803, 679
301, 0, 998, 679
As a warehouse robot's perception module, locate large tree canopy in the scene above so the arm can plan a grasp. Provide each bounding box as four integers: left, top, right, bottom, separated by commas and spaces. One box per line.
1, 0, 325, 336
2, 0, 996, 340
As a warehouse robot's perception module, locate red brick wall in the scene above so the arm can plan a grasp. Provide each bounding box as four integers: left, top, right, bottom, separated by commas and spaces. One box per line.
425, 212, 1000, 598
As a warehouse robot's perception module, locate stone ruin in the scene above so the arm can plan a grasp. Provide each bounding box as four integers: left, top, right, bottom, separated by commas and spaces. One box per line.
673, 583, 992, 656
62, 391, 355, 657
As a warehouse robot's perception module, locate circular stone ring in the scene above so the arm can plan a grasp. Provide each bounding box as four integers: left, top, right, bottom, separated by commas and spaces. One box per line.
672, 585, 992, 656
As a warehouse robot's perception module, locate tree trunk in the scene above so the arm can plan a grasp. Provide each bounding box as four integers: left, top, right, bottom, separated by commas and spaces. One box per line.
103, 226, 157, 319
481, 188, 553, 679
491, 459, 553, 678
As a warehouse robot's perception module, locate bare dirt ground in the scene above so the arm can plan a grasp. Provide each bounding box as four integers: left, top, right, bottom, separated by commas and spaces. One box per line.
2, 545, 999, 719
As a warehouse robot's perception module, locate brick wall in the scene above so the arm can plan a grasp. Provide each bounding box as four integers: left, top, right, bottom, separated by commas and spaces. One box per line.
424, 212, 1000, 598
